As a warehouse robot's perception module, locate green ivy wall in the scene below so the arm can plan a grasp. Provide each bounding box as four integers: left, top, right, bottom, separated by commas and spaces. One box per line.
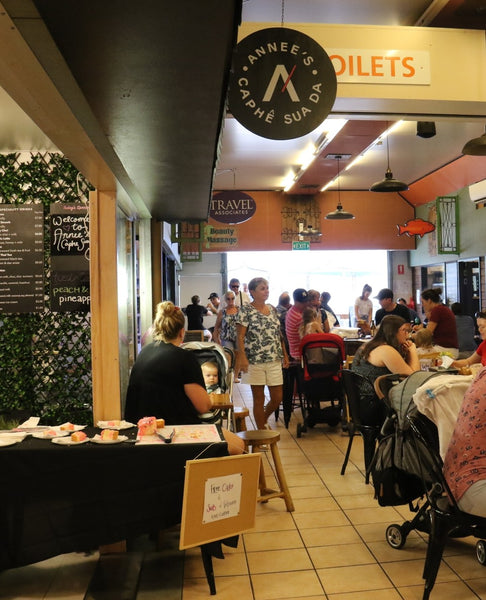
0, 153, 93, 424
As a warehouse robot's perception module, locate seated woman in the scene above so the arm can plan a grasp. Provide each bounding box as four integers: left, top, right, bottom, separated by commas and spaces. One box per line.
452, 310, 486, 370
443, 367, 486, 517
125, 301, 244, 455
352, 315, 420, 425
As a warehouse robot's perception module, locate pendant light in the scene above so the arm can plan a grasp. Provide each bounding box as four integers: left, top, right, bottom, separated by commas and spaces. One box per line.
462, 126, 486, 156
326, 155, 355, 220
369, 127, 408, 192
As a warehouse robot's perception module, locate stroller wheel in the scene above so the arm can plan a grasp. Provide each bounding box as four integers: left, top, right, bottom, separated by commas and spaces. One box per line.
386, 524, 406, 549
476, 540, 486, 565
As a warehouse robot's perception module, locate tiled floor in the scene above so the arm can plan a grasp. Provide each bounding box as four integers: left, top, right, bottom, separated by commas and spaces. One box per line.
3, 382, 486, 599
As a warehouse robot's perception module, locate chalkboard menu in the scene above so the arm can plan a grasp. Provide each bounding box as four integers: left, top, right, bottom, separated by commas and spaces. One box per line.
50, 203, 90, 312
0, 204, 44, 313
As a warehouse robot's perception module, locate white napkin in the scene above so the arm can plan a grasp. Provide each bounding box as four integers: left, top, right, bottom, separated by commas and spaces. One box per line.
440, 355, 454, 369
18, 417, 40, 428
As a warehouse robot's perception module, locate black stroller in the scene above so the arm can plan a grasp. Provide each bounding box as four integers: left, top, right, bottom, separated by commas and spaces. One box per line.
371, 370, 486, 599
181, 341, 235, 428
296, 333, 345, 437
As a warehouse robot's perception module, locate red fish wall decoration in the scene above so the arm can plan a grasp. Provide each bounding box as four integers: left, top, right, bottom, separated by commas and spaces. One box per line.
397, 218, 435, 238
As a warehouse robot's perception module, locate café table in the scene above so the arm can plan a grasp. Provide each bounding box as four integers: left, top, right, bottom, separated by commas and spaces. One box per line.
0, 425, 227, 571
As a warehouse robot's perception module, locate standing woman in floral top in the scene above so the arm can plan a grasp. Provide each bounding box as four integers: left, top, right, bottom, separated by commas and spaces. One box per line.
213, 291, 239, 350
236, 277, 289, 429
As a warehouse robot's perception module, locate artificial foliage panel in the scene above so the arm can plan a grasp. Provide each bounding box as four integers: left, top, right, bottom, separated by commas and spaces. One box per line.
0, 153, 93, 424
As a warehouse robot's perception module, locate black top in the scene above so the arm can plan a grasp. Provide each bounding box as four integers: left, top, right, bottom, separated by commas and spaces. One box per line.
185, 304, 208, 330
125, 341, 205, 424
375, 303, 410, 326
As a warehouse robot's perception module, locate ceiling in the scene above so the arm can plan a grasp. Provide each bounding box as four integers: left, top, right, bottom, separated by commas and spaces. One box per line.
0, 0, 485, 221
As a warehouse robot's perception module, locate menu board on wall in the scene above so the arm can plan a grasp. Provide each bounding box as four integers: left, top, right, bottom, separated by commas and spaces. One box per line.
50, 203, 90, 312
0, 204, 44, 313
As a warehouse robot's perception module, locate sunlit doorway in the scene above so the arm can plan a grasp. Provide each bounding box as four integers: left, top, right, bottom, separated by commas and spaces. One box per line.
227, 250, 388, 326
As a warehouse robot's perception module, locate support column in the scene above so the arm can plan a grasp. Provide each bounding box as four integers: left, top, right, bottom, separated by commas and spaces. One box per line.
89, 189, 121, 422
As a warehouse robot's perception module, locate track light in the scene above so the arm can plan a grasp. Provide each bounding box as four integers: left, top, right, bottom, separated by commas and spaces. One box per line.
325, 155, 355, 220
369, 131, 408, 192
462, 126, 486, 156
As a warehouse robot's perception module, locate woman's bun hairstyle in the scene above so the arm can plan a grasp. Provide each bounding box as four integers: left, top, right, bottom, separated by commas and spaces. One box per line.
153, 301, 185, 342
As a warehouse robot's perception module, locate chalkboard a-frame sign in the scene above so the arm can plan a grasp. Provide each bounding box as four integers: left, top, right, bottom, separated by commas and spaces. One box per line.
50, 203, 90, 312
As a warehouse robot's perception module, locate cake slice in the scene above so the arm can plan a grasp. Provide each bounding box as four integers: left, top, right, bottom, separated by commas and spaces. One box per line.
71, 431, 87, 442
100, 429, 119, 441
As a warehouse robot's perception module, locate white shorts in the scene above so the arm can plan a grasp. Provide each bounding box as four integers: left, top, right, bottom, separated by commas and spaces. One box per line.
241, 360, 283, 387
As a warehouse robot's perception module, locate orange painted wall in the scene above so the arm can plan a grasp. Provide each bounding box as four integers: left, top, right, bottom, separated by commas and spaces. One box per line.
204, 190, 416, 252
403, 155, 486, 206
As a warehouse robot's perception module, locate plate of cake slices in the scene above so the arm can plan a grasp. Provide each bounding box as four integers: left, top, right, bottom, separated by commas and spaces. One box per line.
52, 433, 89, 445
91, 431, 128, 444
58, 422, 87, 432
32, 429, 70, 439
96, 420, 135, 430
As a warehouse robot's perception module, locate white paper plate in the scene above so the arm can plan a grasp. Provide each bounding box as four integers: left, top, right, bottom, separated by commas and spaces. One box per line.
0, 438, 20, 447
52, 436, 89, 446
96, 420, 135, 430
90, 434, 128, 444
0, 432, 27, 442
58, 423, 86, 432
32, 430, 70, 439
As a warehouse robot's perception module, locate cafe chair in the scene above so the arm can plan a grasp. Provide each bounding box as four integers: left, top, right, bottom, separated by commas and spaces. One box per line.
405, 413, 486, 600
340, 369, 383, 483
237, 429, 294, 512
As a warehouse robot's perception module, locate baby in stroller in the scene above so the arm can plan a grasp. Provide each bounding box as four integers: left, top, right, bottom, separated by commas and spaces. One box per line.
201, 360, 223, 394
182, 342, 233, 425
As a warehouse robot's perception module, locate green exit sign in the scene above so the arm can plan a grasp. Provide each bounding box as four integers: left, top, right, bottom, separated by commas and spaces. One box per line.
292, 241, 310, 251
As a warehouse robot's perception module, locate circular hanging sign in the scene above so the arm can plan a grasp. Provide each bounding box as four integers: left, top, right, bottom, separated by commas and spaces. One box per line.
228, 28, 337, 140
210, 191, 256, 224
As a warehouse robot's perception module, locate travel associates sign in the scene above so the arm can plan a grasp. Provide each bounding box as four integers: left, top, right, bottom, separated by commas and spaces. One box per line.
210, 191, 256, 224
228, 28, 337, 140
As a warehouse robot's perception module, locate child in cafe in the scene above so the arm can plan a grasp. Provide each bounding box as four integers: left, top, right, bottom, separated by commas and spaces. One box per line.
299, 307, 324, 338
413, 328, 442, 370
199, 361, 224, 424
201, 361, 222, 394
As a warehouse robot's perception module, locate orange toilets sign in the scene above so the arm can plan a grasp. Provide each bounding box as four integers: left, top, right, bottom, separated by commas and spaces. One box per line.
328, 49, 430, 85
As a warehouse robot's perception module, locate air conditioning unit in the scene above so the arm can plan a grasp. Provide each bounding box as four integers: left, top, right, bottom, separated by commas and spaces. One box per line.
469, 179, 486, 204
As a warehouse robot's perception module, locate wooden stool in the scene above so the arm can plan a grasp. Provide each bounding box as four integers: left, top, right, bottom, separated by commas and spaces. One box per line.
234, 406, 249, 432
237, 430, 294, 512
210, 394, 236, 431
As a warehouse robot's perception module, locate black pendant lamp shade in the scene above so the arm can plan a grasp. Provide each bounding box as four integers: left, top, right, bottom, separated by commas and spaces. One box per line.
325, 155, 355, 220
325, 203, 355, 220
369, 131, 408, 192
462, 127, 486, 156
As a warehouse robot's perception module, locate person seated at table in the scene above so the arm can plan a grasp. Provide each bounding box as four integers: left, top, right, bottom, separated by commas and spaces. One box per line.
352, 315, 420, 425
413, 288, 458, 358
125, 301, 244, 455
443, 367, 486, 517
452, 310, 486, 370
413, 328, 442, 370
299, 307, 324, 338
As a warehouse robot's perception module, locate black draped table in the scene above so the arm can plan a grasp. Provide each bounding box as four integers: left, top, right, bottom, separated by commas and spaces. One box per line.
0, 426, 227, 570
